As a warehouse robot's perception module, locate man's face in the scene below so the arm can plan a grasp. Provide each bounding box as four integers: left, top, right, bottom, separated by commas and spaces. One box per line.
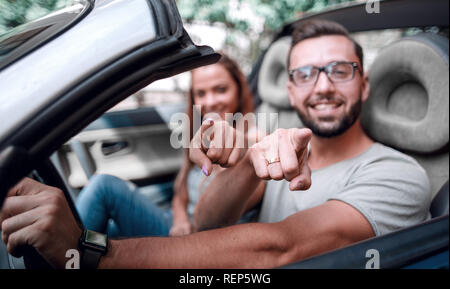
287, 35, 369, 138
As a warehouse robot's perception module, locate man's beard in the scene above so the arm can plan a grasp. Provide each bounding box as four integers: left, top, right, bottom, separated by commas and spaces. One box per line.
296, 96, 362, 138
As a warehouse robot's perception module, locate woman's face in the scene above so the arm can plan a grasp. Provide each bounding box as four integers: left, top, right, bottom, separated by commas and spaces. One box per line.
191, 63, 239, 119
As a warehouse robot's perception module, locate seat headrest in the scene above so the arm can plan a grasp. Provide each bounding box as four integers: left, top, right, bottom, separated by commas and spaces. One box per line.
361, 33, 449, 154
258, 37, 291, 109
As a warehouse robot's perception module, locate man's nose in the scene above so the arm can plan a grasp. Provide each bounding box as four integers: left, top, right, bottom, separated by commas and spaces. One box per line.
313, 71, 336, 95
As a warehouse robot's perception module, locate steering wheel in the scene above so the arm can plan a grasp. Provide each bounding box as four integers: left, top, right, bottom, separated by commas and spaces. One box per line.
0, 158, 83, 269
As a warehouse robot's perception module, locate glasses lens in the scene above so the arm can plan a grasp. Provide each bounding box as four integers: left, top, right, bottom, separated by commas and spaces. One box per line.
328, 63, 354, 82
292, 66, 318, 85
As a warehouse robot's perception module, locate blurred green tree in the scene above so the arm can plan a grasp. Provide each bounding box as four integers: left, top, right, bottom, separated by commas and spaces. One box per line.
176, 0, 356, 71
177, 0, 355, 33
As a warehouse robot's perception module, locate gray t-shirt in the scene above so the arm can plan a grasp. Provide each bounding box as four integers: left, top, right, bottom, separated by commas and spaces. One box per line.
257, 143, 432, 236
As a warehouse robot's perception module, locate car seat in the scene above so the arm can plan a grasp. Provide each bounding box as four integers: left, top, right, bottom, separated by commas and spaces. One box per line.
257, 36, 303, 132
361, 32, 449, 217
256, 33, 449, 217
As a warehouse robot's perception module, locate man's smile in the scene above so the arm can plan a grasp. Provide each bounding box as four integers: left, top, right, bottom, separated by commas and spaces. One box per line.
307, 99, 345, 118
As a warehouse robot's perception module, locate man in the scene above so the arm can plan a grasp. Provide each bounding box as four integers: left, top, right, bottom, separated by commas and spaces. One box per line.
190, 20, 432, 236
0, 20, 431, 269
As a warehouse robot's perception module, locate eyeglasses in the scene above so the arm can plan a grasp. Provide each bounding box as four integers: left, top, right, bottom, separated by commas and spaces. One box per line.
288, 61, 361, 87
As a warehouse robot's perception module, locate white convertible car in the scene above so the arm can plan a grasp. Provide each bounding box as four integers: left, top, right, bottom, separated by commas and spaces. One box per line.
0, 0, 448, 269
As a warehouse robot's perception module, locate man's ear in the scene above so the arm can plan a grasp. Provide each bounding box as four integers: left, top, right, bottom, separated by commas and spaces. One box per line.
287, 81, 296, 107
361, 72, 370, 103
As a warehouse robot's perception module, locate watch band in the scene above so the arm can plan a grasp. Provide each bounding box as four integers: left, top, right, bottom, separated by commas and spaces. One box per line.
81, 247, 103, 269
79, 229, 108, 269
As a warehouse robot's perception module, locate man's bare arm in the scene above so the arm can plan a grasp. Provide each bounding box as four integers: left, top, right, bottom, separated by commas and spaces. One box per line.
1, 178, 374, 268
100, 200, 374, 269
193, 152, 265, 231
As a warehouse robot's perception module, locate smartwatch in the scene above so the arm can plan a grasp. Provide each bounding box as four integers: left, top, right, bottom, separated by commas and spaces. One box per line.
79, 229, 108, 269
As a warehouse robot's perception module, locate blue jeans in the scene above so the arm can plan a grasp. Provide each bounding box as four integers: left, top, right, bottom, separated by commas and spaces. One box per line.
75, 174, 173, 238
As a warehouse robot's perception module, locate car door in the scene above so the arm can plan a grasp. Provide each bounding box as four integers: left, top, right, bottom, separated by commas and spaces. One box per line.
0, 0, 219, 201
0, 0, 219, 269
54, 91, 186, 195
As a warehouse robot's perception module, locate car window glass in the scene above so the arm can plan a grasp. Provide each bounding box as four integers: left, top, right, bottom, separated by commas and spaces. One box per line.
0, 25, 50, 58
0, 1, 89, 71
0, 0, 76, 34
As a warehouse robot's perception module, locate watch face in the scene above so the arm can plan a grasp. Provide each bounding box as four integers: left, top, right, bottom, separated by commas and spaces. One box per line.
85, 230, 107, 247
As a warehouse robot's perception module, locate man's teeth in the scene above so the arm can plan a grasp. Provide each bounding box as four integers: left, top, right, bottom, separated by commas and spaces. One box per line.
313, 103, 340, 110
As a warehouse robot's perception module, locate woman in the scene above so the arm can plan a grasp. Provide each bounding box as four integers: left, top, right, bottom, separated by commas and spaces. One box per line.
75, 53, 255, 237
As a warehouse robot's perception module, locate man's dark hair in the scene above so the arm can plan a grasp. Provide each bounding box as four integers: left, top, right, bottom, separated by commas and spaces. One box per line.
287, 19, 364, 71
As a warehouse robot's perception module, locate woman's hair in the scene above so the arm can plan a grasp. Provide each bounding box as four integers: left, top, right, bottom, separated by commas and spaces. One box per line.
186, 52, 254, 141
